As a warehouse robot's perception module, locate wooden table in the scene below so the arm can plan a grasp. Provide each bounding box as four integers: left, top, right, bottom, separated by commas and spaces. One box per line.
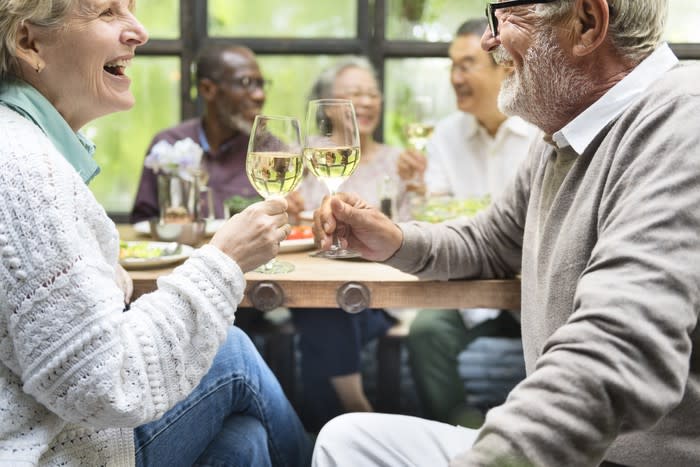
120, 224, 521, 410
120, 224, 521, 311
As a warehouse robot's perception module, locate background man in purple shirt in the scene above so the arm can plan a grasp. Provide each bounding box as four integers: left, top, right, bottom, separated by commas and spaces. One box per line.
131, 44, 266, 222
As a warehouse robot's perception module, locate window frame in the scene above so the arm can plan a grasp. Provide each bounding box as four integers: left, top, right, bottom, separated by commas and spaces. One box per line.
113, 0, 700, 220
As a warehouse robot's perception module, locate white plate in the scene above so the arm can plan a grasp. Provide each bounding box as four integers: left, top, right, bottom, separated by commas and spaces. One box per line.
133, 219, 226, 237
119, 241, 194, 270
279, 238, 315, 254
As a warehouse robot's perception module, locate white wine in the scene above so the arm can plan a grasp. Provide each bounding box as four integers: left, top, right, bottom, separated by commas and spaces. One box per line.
303, 146, 361, 193
405, 123, 434, 151
246, 151, 304, 198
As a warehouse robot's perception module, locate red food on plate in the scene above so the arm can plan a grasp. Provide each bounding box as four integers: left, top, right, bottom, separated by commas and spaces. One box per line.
286, 225, 313, 240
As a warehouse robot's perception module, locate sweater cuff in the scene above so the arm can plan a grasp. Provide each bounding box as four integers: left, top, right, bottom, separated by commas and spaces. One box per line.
383, 222, 431, 273
186, 244, 245, 305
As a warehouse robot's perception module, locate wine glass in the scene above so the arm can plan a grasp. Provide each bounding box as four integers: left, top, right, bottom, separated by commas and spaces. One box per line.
404, 95, 435, 151
404, 95, 435, 193
246, 115, 305, 273
303, 99, 361, 259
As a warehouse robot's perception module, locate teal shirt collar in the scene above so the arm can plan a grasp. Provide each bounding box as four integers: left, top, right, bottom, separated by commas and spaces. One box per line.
0, 80, 100, 184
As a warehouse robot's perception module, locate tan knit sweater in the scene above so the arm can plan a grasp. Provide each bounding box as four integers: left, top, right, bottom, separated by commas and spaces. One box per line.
388, 63, 700, 466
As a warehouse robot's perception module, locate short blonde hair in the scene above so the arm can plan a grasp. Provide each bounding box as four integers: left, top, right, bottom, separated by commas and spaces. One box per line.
538, 0, 668, 63
0, 0, 75, 79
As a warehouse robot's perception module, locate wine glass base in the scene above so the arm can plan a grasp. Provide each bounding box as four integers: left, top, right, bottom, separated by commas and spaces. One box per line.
254, 260, 295, 274
312, 248, 362, 259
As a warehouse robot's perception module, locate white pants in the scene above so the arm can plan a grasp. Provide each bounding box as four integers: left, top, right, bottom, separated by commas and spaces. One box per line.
311, 413, 479, 467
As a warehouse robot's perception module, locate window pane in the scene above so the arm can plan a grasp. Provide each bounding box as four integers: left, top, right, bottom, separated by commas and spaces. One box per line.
135, 0, 179, 39
256, 55, 354, 122
383, 58, 456, 147
386, 0, 483, 41
386, 0, 700, 43
209, 0, 356, 38
666, 0, 700, 42
87, 57, 181, 213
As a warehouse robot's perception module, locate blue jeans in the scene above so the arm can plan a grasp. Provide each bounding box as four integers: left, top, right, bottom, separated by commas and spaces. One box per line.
134, 326, 312, 467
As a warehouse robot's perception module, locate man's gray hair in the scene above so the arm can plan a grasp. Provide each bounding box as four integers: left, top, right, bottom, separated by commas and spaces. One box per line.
0, 0, 76, 80
308, 56, 378, 101
538, 0, 668, 63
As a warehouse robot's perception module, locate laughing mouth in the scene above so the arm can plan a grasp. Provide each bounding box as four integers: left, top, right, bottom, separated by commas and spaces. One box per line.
104, 58, 131, 76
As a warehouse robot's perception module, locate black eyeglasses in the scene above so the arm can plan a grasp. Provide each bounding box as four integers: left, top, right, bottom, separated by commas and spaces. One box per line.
485, 0, 558, 37
219, 76, 271, 92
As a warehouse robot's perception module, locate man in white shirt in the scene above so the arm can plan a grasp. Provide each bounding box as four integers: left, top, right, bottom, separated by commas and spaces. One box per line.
398, 18, 539, 428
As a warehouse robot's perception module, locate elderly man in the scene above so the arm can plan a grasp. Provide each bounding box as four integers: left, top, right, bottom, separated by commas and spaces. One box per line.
398, 18, 538, 428
311, 1, 700, 466
131, 45, 266, 221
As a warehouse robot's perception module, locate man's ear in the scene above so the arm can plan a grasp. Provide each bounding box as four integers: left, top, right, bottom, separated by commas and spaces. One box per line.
198, 78, 219, 102
572, 0, 610, 57
14, 21, 45, 72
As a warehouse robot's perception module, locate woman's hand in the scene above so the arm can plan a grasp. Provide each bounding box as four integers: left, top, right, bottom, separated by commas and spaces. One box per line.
313, 193, 403, 262
210, 198, 290, 272
114, 264, 134, 304
285, 191, 305, 225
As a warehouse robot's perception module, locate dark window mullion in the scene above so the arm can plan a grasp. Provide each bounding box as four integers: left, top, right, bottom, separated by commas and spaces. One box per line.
202, 37, 366, 55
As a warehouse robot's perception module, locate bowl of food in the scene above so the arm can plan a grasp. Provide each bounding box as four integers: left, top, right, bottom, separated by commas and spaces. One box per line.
148, 219, 206, 246
410, 194, 491, 223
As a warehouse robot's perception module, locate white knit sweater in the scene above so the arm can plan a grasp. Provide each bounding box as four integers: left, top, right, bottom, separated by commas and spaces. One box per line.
0, 105, 246, 466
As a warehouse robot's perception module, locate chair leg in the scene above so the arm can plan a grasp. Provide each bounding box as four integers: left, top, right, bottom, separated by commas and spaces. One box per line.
264, 328, 296, 403
376, 335, 403, 413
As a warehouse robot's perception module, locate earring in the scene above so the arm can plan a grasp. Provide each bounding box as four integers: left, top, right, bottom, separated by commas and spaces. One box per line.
35, 62, 42, 73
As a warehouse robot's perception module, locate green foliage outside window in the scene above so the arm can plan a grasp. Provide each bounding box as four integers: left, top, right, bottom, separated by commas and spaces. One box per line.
134, 0, 179, 39
86, 58, 180, 213
86, 0, 700, 214
256, 55, 350, 123
209, 0, 356, 38
387, 0, 482, 41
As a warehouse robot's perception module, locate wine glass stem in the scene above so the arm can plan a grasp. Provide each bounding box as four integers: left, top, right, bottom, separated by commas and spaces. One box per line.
328, 188, 343, 252
330, 231, 342, 251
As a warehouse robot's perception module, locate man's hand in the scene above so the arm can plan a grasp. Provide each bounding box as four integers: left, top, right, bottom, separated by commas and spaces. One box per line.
313, 193, 403, 262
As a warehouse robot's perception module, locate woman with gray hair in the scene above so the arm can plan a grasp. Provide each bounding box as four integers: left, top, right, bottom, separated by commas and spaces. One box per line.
0, 1, 311, 465
288, 57, 410, 432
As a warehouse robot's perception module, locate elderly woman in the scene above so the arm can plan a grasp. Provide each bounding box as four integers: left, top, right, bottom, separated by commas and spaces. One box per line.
0, 1, 310, 466
287, 57, 409, 432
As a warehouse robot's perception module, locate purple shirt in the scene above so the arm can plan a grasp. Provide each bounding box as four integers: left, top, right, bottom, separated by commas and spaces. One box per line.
130, 118, 258, 222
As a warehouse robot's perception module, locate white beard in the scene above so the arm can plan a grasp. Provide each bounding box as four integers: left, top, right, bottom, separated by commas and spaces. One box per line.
229, 114, 252, 134
494, 29, 596, 133
214, 99, 253, 135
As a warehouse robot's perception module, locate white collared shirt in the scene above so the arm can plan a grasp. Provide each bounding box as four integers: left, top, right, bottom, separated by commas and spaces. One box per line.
424, 112, 538, 327
552, 42, 679, 153
425, 112, 540, 200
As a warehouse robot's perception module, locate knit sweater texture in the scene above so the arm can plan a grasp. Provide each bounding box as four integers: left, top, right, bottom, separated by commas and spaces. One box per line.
388, 64, 700, 466
0, 105, 246, 465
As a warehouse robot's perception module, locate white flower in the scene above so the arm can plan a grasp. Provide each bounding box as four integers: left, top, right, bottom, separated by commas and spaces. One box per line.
144, 137, 204, 180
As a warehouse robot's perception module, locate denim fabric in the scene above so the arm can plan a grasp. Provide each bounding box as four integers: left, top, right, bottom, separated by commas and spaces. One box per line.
134, 326, 312, 467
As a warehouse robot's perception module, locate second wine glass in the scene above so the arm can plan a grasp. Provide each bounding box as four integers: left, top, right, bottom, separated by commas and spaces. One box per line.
303, 99, 361, 259
246, 115, 304, 273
